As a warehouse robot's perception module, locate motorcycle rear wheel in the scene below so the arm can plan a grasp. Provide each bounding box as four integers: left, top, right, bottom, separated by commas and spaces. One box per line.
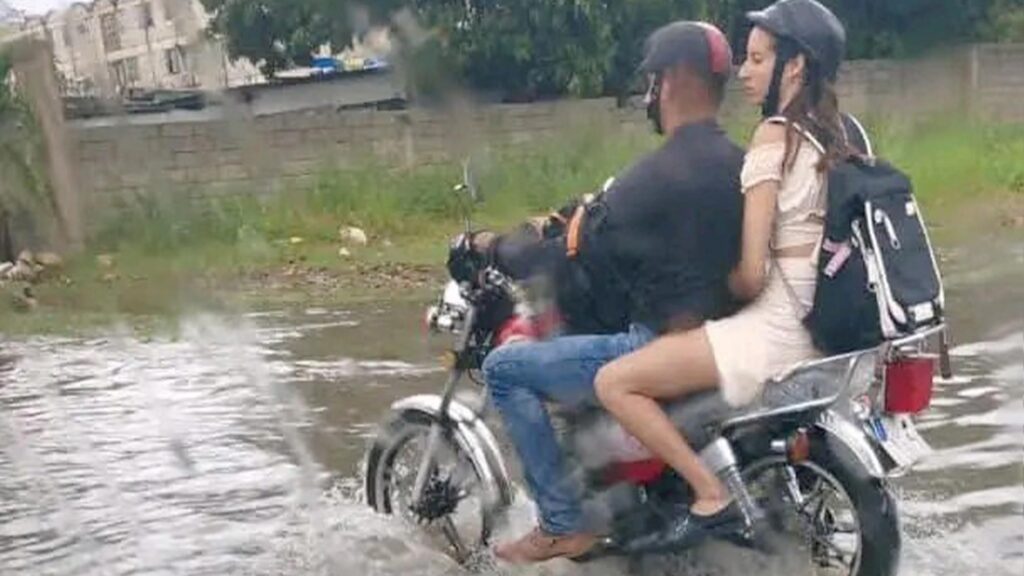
742, 441, 900, 576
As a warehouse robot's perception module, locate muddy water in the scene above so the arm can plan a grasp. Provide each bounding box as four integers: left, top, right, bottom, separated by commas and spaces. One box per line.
0, 236, 1021, 575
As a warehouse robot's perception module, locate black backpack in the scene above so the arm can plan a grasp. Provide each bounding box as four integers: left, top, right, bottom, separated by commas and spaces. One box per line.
800, 119, 945, 354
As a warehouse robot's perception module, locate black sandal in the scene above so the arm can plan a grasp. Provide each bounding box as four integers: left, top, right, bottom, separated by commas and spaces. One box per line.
622, 501, 745, 553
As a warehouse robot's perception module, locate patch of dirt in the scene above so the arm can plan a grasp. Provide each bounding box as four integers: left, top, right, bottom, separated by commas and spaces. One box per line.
232, 261, 445, 300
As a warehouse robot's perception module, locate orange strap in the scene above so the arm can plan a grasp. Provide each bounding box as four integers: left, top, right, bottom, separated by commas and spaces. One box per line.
565, 205, 586, 258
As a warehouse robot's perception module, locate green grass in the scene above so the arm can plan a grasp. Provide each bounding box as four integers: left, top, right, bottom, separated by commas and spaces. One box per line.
89, 117, 1021, 263
89, 123, 658, 266
2, 118, 1021, 335
870, 119, 1024, 211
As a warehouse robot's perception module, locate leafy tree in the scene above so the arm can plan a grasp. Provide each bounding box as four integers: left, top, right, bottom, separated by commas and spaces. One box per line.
201, 0, 1022, 97
602, 0, 706, 100
0, 50, 58, 255
199, 0, 370, 76
983, 0, 1024, 42
818, 0, 999, 58
421, 0, 616, 99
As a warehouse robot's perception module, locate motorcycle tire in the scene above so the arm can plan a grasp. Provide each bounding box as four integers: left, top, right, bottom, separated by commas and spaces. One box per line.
742, 436, 901, 576
364, 409, 496, 562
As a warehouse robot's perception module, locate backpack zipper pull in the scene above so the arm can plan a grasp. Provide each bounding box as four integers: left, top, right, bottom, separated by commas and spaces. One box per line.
874, 209, 901, 250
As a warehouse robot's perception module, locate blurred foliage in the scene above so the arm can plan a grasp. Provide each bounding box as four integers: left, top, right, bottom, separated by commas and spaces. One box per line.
0, 50, 56, 250
983, 0, 1024, 41
202, 1, 1024, 97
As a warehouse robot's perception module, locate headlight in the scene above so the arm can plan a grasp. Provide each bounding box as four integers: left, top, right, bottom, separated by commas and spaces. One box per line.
426, 281, 469, 334
442, 280, 468, 309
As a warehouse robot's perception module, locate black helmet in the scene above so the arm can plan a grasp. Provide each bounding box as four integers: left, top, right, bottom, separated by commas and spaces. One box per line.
639, 21, 732, 79
746, 0, 846, 81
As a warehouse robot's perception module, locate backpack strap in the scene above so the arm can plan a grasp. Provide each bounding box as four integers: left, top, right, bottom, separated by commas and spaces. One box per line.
840, 112, 874, 158
764, 116, 826, 155
564, 193, 600, 258
565, 205, 586, 258
771, 258, 811, 319
764, 115, 831, 320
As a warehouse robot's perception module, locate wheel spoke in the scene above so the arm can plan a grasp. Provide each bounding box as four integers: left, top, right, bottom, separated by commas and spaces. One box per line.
811, 531, 850, 558
379, 420, 491, 565
449, 458, 477, 488
809, 494, 828, 526
783, 465, 806, 507
831, 523, 859, 534
743, 458, 862, 575
810, 539, 852, 568
797, 486, 829, 515
412, 424, 444, 503
440, 515, 469, 563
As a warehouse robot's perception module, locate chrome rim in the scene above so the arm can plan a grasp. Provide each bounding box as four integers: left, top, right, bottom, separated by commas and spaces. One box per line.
378, 421, 488, 563
744, 457, 862, 576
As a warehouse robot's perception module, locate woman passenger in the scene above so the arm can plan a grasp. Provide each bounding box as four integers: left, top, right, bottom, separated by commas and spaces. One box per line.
594, 0, 852, 546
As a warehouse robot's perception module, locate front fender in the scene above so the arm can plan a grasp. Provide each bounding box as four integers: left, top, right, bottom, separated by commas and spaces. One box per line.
815, 409, 886, 478
391, 394, 514, 509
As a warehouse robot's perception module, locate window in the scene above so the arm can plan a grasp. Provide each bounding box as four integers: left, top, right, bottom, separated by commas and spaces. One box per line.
165, 46, 186, 75
100, 13, 120, 52
139, 2, 154, 28
110, 57, 140, 89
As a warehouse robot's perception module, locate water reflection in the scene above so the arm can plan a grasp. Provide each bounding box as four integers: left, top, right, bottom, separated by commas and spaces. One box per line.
0, 319, 324, 575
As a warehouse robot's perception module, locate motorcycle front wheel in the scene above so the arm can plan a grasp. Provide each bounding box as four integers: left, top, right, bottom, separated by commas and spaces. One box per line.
365, 409, 498, 565
741, 440, 900, 576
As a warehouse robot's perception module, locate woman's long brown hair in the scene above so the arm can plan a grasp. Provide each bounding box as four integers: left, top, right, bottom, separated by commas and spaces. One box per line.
774, 37, 851, 173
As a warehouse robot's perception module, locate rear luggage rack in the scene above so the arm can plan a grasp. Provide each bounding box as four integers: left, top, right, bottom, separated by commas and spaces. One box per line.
721, 324, 948, 429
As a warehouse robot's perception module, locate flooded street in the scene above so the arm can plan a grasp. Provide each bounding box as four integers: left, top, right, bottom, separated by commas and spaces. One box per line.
1, 236, 1021, 576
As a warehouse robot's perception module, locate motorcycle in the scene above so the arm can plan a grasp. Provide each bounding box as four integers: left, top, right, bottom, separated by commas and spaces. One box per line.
364, 161, 949, 575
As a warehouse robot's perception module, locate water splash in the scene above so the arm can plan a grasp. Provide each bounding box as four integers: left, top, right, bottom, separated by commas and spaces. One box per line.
1, 307, 1020, 575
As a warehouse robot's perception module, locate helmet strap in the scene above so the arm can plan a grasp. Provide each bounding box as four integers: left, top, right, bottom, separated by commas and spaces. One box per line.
762, 40, 799, 118
645, 72, 664, 135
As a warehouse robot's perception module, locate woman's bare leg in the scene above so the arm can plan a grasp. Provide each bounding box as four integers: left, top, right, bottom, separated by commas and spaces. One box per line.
594, 328, 729, 514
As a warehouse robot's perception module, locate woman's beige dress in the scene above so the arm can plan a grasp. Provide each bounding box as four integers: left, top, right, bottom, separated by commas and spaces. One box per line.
705, 128, 826, 407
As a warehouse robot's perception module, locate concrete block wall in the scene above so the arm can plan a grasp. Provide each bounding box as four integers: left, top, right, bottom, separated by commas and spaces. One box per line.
74, 97, 633, 221
972, 44, 1024, 122
72, 45, 1024, 227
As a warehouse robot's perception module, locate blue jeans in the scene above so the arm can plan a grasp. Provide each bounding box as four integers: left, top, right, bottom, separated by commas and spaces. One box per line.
482, 324, 655, 535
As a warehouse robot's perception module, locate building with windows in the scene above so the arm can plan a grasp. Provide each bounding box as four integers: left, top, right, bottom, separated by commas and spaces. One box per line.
18, 0, 263, 96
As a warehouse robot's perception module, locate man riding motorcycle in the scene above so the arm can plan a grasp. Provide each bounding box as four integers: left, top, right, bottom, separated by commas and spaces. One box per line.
473, 21, 746, 564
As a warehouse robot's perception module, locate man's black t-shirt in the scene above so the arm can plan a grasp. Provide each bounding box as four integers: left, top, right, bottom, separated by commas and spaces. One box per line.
596, 119, 744, 333
491, 118, 743, 335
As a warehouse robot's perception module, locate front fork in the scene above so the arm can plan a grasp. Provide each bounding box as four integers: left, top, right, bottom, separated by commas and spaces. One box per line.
412, 307, 479, 505
411, 368, 466, 503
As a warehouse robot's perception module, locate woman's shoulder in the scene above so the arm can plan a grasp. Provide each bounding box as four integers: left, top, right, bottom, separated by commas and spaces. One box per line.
745, 120, 789, 160
749, 120, 788, 150
749, 119, 786, 154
